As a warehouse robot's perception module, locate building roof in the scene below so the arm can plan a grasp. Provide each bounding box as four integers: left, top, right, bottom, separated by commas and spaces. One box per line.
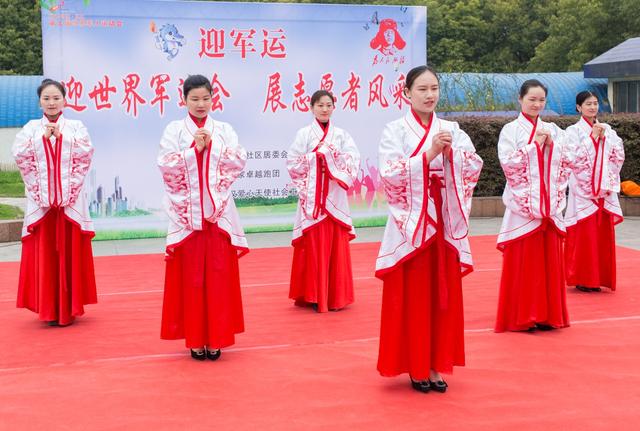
440, 72, 609, 115
0, 76, 43, 127
584, 37, 640, 79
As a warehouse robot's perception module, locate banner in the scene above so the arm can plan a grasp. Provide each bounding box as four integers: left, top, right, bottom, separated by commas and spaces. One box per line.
41, 0, 427, 238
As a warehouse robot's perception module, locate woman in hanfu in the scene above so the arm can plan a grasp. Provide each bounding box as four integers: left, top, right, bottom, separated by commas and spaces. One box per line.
375, 66, 483, 393
564, 91, 624, 293
158, 74, 248, 361
495, 79, 574, 333
287, 90, 360, 313
13, 79, 96, 327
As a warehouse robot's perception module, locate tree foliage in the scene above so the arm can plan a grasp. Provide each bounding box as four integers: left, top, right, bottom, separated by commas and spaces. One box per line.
0, 0, 42, 75
2, 0, 639, 75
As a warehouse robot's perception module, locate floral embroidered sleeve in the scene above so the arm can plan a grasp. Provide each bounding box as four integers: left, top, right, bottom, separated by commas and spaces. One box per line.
498, 126, 543, 219
65, 123, 94, 207
157, 124, 201, 230
287, 129, 317, 218
12, 125, 47, 207
316, 132, 361, 189
600, 127, 625, 195
444, 126, 483, 239
378, 124, 426, 234
208, 123, 247, 218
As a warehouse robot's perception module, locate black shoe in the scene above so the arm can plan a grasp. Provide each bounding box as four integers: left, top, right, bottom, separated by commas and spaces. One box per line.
190, 349, 207, 361
576, 285, 601, 292
206, 348, 221, 361
430, 379, 448, 393
46, 321, 59, 326
535, 323, 554, 331
311, 303, 319, 312
410, 379, 431, 393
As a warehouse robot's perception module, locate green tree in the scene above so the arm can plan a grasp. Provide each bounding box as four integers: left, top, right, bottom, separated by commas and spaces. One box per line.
0, 0, 42, 75
528, 0, 640, 71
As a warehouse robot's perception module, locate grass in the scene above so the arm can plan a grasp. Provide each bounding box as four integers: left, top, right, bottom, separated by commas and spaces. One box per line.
0, 171, 25, 197
92, 230, 166, 241
0, 203, 24, 220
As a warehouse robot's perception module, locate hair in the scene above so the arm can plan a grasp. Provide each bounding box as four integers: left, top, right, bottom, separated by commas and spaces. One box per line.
183, 74, 212, 98
405, 65, 439, 90
310, 90, 334, 106
37, 79, 66, 98
576, 90, 598, 111
519, 79, 548, 98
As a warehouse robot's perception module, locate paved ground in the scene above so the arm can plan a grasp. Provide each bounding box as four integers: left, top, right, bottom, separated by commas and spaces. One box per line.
1, 217, 638, 262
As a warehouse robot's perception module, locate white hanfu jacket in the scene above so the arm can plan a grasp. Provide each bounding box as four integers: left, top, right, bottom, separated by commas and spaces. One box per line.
564, 117, 624, 227
287, 120, 360, 243
375, 111, 483, 277
12, 115, 94, 237
157, 115, 248, 256
497, 113, 573, 247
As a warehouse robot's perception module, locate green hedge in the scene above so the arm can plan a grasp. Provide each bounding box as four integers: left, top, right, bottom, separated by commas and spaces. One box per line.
454, 114, 640, 197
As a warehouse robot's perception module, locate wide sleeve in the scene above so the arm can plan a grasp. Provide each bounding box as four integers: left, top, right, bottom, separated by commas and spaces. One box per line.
316, 131, 361, 189
12, 123, 48, 208
287, 129, 319, 219
498, 125, 543, 219
157, 123, 202, 230
65, 122, 94, 207
379, 123, 428, 237
600, 126, 625, 195
443, 125, 483, 239
208, 123, 247, 218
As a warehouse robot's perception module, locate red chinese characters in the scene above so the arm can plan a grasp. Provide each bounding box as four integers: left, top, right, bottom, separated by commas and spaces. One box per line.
341, 72, 361, 111
199, 28, 226, 58
230, 29, 257, 58
210, 73, 231, 112
367, 74, 389, 108
64, 76, 88, 112
391, 73, 410, 110
291, 73, 310, 112
261, 29, 286, 58
199, 27, 287, 60
263, 72, 287, 113
150, 74, 171, 116
88, 75, 117, 111
121, 73, 147, 117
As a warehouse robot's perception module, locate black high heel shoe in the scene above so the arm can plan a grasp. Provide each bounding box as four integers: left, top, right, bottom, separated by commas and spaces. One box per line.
535, 323, 554, 331
430, 379, 448, 393
190, 349, 207, 361
410, 379, 431, 393
206, 348, 221, 361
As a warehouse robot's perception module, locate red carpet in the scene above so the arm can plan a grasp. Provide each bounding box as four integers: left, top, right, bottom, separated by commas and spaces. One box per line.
0, 235, 639, 430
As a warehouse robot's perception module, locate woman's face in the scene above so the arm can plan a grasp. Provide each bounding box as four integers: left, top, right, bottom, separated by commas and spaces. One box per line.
39, 85, 65, 118
384, 29, 395, 46
311, 95, 335, 122
404, 70, 439, 116
577, 96, 599, 119
185, 86, 212, 118
519, 86, 547, 118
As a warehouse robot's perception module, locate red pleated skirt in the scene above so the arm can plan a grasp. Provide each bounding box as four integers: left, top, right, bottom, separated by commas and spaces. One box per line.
289, 217, 354, 313
17, 208, 97, 325
495, 223, 570, 332
565, 209, 616, 290
377, 241, 465, 379
161, 222, 244, 349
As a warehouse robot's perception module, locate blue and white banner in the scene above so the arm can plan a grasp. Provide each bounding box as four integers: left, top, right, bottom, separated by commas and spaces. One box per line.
41, 0, 427, 237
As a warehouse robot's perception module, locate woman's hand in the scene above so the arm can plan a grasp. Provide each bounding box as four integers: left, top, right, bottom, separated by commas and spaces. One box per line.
194, 128, 212, 152
591, 122, 605, 140
534, 128, 551, 147
426, 131, 453, 161
43, 123, 60, 139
